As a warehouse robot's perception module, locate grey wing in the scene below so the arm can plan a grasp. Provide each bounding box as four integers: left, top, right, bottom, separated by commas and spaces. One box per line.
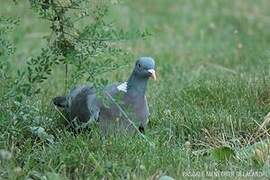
68, 85, 100, 129
104, 83, 121, 96
86, 92, 100, 121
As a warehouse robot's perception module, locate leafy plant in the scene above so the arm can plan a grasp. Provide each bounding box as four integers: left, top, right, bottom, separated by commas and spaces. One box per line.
0, 16, 19, 103
0, 17, 18, 57
0, 16, 18, 80
23, 0, 149, 96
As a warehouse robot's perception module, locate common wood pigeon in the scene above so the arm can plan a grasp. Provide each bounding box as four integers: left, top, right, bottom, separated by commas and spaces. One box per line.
53, 57, 156, 134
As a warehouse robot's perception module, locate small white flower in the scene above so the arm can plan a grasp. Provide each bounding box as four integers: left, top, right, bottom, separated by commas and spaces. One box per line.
0, 149, 12, 160
237, 43, 243, 49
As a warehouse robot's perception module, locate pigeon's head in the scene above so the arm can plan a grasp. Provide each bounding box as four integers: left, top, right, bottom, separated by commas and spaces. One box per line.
133, 57, 156, 80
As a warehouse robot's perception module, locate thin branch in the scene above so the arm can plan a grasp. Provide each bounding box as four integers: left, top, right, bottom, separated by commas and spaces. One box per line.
33, 1, 83, 10
205, 63, 238, 74
65, 63, 68, 93
54, 105, 70, 125
63, 30, 138, 44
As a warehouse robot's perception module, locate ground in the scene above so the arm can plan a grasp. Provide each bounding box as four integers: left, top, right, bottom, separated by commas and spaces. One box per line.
1, 0, 270, 179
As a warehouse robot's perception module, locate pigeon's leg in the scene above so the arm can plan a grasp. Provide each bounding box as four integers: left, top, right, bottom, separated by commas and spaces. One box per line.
78, 117, 97, 130
138, 126, 145, 134
70, 116, 97, 132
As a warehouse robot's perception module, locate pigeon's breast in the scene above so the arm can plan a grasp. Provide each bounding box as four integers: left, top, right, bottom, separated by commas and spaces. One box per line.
123, 94, 149, 124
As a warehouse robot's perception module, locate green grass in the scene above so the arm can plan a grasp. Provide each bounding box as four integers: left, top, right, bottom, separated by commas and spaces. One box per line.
1, 0, 270, 179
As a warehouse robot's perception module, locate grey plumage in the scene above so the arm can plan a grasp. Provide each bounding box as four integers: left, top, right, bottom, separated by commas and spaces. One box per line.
52, 57, 156, 134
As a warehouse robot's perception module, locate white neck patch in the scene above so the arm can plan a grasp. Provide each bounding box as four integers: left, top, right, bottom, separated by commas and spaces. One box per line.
117, 82, 127, 93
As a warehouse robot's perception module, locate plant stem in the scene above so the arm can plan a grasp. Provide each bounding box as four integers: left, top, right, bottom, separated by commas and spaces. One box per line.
65, 63, 68, 93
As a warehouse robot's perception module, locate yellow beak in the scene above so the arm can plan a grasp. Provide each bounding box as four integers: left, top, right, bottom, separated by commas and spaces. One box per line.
148, 69, 156, 80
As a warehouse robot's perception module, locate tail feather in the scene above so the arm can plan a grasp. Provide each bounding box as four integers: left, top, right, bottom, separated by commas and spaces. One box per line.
52, 96, 68, 108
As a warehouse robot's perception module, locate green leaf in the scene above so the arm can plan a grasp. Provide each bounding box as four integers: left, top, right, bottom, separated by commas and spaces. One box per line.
211, 146, 235, 161
46, 172, 63, 180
